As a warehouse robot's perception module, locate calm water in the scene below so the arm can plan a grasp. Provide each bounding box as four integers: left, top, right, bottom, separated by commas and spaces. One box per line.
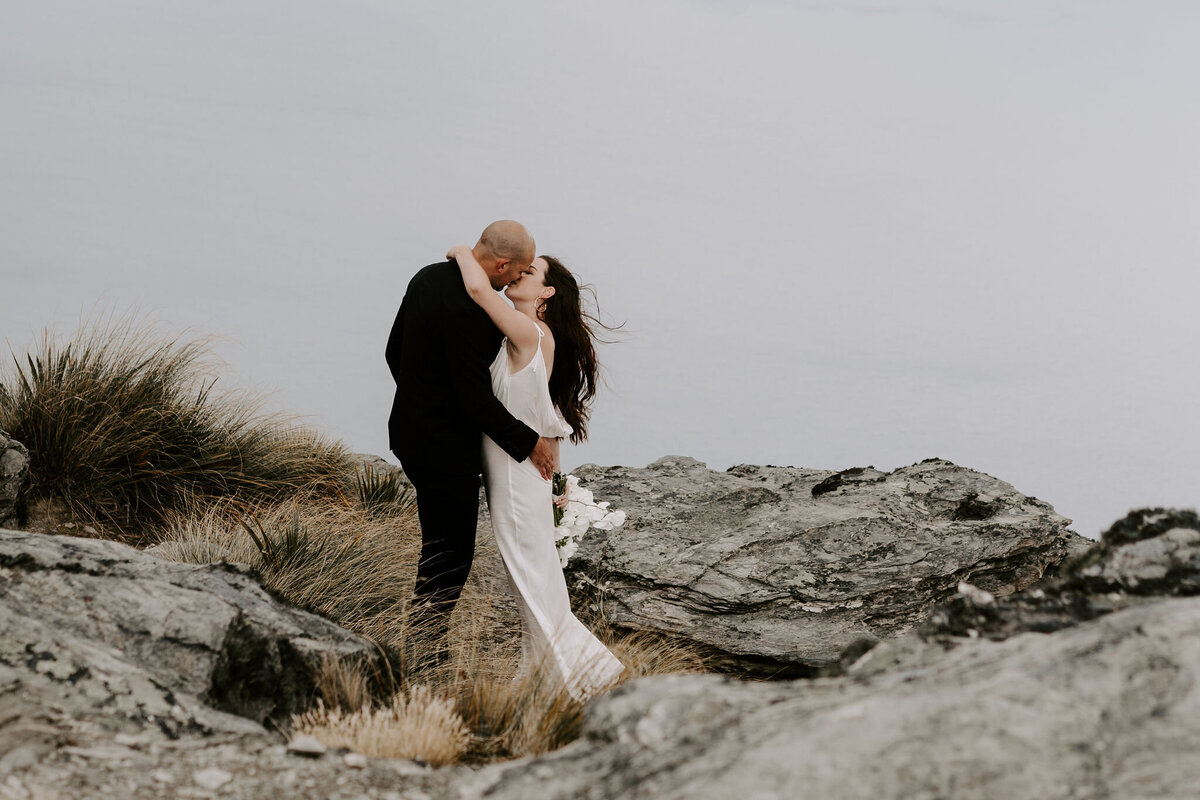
3, 1, 1198, 538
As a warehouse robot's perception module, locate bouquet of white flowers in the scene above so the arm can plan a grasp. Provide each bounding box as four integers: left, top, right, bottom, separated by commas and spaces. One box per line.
552, 473, 627, 568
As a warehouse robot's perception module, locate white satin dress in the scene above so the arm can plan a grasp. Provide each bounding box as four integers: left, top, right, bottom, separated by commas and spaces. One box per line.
482, 324, 624, 701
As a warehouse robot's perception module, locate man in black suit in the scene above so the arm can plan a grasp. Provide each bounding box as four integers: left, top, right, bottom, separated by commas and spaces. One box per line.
386, 220, 556, 666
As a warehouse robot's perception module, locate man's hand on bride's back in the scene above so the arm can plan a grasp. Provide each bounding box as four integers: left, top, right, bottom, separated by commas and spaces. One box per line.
530, 438, 556, 480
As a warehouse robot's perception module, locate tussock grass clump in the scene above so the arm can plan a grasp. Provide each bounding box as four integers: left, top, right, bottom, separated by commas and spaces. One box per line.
155, 498, 710, 764
313, 620, 707, 764
153, 500, 420, 652
452, 660, 586, 760
0, 318, 352, 541
293, 687, 471, 766
313, 653, 375, 714
601, 627, 710, 680
354, 464, 416, 517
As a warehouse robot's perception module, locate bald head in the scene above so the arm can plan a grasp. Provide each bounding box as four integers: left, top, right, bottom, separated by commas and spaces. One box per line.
473, 220, 536, 290
477, 220, 535, 264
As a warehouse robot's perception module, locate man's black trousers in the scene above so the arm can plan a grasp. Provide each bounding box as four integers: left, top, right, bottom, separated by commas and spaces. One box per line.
402, 465, 482, 658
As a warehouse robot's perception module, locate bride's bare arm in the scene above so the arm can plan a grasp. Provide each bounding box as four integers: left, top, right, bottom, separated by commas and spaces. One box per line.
447, 244, 493, 296
447, 245, 539, 348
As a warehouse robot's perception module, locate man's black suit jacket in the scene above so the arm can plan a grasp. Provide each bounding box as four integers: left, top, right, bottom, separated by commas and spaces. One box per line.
386, 261, 539, 479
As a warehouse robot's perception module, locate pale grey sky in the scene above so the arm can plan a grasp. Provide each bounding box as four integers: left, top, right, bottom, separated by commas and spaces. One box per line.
2, 0, 1197, 537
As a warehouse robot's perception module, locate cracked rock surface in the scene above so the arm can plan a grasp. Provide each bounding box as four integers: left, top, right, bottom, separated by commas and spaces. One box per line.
565, 456, 1088, 675
0, 530, 383, 726
468, 508, 1200, 800
464, 595, 1200, 800
0, 529, 454, 799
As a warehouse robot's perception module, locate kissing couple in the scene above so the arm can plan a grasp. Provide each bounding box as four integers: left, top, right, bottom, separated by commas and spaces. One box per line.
385, 220, 623, 700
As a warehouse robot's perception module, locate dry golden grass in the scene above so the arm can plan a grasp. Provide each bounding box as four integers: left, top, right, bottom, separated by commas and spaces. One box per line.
600, 627, 710, 680
292, 687, 471, 766
313, 653, 375, 714
452, 667, 584, 760
153, 497, 709, 765
151, 499, 420, 652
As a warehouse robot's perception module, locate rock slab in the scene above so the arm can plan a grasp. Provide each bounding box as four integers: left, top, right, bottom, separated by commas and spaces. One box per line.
0, 431, 29, 528
0, 528, 448, 799
0, 529, 383, 728
566, 456, 1088, 675
467, 507, 1200, 800
465, 594, 1200, 800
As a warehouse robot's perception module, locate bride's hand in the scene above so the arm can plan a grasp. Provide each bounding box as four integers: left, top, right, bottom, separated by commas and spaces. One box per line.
446, 244, 471, 261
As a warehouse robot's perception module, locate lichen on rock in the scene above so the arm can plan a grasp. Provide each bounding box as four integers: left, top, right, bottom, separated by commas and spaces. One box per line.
564, 456, 1087, 676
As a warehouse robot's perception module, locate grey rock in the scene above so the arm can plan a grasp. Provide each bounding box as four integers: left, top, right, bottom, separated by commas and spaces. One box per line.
0, 529, 383, 726
8, 734, 450, 800
192, 768, 233, 790
0, 528, 450, 799
0, 432, 30, 528
7, 460, 1182, 800
565, 456, 1087, 675
465, 595, 1200, 800
925, 507, 1200, 641
286, 734, 328, 758
1081, 507, 1200, 591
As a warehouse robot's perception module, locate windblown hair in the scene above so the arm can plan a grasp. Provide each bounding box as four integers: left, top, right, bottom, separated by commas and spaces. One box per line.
539, 256, 614, 444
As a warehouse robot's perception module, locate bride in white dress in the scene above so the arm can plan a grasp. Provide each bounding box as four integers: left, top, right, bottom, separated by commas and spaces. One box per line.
447, 245, 625, 701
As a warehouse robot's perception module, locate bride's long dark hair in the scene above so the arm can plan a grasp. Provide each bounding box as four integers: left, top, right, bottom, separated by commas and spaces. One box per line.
538, 256, 616, 444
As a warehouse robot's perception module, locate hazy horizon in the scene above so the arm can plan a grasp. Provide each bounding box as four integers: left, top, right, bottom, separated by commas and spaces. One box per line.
3, 0, 1198, 538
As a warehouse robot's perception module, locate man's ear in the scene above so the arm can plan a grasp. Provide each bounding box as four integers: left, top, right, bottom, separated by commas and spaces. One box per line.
493, 257, 512, 273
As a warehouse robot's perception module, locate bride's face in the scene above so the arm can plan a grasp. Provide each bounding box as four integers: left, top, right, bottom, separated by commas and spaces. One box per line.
504, 257, 552, 304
